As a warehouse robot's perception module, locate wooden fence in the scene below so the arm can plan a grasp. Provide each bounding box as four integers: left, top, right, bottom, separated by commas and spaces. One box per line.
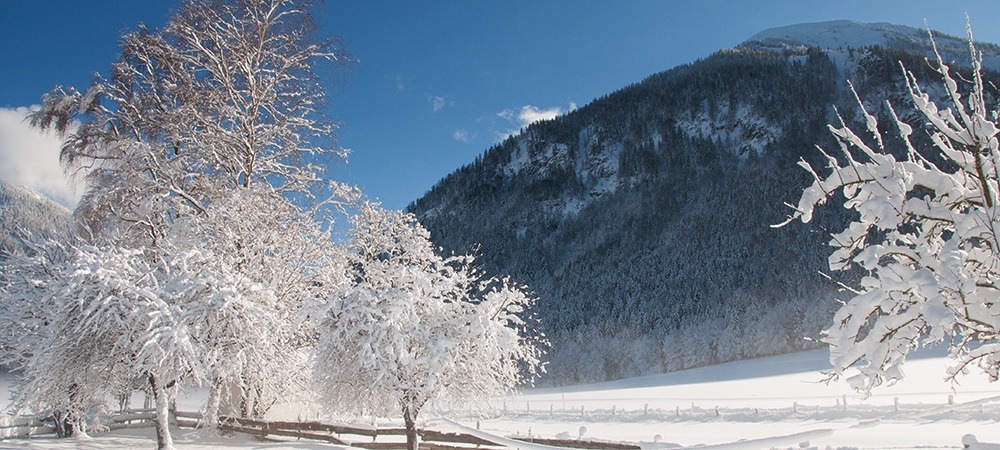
0, 416, 57, 439
218, 416, 504, 450
106, 408, 203, 430
217, 416, 639, 450
0, 408, 203, 439
1, 411, 638, 450
509, 437, 640, 450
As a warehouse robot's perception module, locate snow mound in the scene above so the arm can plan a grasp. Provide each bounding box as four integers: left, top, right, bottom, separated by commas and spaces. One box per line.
965, 434, 1000, 450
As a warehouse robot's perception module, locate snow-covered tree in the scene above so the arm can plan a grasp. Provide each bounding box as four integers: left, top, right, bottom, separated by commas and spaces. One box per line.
29, 0, 350, 244
313, 204, 545, 450
19, 0, 355, 433
1, 193, 348, 446
0, 240, 204, 448
777, 27, 1000, 393
170, 188, 348, 423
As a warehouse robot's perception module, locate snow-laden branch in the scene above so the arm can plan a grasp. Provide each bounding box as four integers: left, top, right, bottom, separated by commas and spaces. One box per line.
777, 25, 1000, 395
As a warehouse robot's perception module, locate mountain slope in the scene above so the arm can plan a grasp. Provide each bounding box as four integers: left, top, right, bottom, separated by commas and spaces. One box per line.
0, 181, 73, 257
409, 22, 1000, 385
742, 20, 1000, 71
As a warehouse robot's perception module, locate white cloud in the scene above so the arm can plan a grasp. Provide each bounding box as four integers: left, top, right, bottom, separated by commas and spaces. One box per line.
497, 109, 515, 122
0, 106, 82, 208
517, 105, 563, 126
499, 103, 574, 129
453, 129, 470, 142
495, 103, 575, 140
431, 95, 446, 112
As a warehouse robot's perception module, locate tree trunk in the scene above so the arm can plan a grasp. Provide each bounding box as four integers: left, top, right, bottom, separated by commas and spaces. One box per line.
403, 405, 420, 450
239, 375, 254, 419
149, 374, 174, 450
73, 415, 88, 438
203, 380, 222, 428
58, 383, 90, 437
52, 410, 66, 438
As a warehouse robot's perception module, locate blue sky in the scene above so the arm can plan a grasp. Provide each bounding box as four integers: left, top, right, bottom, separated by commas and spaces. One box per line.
2, 1, 1000, 210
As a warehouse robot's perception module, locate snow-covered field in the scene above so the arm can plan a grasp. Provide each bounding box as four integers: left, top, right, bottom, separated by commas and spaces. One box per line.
2, 349, 998, 449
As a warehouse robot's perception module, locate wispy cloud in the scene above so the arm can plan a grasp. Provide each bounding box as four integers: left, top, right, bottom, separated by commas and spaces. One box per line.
386, 74, 408, 94
0, 106, 82, 208
431, 96, 446, 112
453, 129, 470, 142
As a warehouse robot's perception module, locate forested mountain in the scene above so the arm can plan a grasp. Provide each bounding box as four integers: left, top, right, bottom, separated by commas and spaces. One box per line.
0, 181, 72, 257
408, 21, 1000, 385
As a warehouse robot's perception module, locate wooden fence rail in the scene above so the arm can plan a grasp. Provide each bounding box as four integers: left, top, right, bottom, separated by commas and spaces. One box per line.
1, 409, 205, 438
220, 416, 378, 437
0, 416, 57, 439
218, 416, 503, 449
2, 412, 635, 450
508, 437, 641, 450
216, 416, 636, 450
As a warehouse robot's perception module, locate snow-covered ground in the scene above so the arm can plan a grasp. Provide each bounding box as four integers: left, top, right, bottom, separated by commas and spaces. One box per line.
2, 349, 998, 449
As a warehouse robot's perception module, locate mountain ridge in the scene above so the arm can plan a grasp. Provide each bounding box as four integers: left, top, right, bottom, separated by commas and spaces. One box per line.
741, 20, 1000, 71
409, 21, 1000, 385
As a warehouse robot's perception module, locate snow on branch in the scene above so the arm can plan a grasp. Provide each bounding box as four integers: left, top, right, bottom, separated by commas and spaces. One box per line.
312, 203, 546, 450
778, 24, 1000, 394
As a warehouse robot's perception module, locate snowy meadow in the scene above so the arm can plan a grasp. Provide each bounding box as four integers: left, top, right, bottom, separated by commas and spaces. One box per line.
5, 0, 1000, 448
1, 349, 998, 449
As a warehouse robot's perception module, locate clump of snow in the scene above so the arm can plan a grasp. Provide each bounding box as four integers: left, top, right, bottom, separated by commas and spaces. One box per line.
964, 434, 1000, 450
